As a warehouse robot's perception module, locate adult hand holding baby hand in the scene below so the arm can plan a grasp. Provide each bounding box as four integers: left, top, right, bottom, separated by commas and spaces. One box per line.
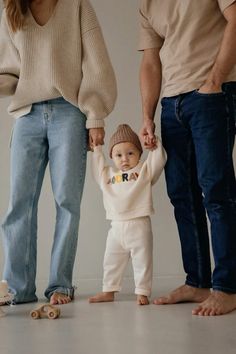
89, 128, 105, 151
139, 119, 157, 150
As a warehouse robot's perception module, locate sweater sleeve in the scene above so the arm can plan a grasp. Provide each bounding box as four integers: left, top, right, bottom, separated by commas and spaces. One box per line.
91, 145, 107, 186
0, 11, 20, 98
146, 137, 167, 185
78, 0, 117, 129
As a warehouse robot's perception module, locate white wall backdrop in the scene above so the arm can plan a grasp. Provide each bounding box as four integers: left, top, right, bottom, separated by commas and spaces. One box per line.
0, 0, 235, 293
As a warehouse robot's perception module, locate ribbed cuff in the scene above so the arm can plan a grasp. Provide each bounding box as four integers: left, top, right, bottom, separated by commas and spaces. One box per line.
135, 288, 151, 297
86, 118, 105, 129
103, 285, 121, 293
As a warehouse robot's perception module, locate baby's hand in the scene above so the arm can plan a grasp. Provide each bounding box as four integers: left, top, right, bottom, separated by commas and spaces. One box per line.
144, 135, 157, 150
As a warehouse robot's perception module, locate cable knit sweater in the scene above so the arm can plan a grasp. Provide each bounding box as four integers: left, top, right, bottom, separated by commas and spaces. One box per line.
0, 0, 117, 128
91, 138, 167, 221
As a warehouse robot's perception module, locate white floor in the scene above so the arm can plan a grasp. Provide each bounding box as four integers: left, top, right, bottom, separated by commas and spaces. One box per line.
0, 278, 236, 354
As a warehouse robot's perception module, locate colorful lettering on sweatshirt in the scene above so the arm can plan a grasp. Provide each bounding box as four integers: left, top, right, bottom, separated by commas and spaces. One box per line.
107, 172, 139, 185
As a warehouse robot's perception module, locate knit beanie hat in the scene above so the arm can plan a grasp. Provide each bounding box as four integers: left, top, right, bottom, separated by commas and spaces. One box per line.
109, 124, 143, 158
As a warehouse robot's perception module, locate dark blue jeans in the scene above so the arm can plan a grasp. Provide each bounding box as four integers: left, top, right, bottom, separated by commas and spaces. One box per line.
161, 82, 236, 293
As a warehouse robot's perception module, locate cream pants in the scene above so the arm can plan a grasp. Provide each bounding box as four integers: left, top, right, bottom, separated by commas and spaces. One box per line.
103, 216, 153, 296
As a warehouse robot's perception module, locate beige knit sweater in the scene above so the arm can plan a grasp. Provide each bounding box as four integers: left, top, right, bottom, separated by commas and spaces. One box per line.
0, 0, 117, 128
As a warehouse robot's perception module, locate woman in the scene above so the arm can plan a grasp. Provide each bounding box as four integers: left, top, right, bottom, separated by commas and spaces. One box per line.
0, 0, 117, 304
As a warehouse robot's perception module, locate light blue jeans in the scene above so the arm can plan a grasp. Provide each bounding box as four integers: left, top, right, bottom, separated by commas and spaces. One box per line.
1, 98, 88, 303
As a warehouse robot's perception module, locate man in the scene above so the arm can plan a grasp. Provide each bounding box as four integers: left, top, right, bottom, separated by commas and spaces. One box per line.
139, 0, 236, 316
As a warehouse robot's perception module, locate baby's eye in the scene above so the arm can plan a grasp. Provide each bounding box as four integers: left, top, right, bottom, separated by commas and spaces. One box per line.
116, 154, 122, 158
128, 152, 134, 155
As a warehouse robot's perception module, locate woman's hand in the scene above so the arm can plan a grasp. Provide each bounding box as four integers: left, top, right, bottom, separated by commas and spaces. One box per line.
89, 128, 105, 150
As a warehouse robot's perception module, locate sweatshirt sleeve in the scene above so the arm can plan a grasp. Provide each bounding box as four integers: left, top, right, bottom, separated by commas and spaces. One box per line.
91, 145, 107, 186
78, 0, 117, 129
0, 11, 20, 98
146, 137, 167, 185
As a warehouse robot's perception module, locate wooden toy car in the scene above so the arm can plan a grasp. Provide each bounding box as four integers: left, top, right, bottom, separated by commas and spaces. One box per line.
30, 304, 60, 320
0, 281, 14, 317
0, 294, 14, 318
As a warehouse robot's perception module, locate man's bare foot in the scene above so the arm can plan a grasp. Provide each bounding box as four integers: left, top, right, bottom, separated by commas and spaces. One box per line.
88, 292, 115, 303
137, 295, 149, 305
153, 284, 210, 305
50, 292, 72, 305
192, 291, 236, 316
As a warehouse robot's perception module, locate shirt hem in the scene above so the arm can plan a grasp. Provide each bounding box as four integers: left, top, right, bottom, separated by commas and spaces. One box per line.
106, 207, 155, 221
162, 78, 236, 98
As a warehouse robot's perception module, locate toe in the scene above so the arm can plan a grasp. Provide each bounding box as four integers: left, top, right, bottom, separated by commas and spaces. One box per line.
204, 308, 212, 316
153, 297, 168, 305
192, 305, 202, 315
50, 298, 56, 305
209, 309, 216, 316
200, 308, 209, 316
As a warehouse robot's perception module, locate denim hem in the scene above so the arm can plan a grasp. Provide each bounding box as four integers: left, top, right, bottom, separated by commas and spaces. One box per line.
45, 286, 75, 300
185, 280, 211, 289
212, 285, 236, 294
12, 296, 38, 305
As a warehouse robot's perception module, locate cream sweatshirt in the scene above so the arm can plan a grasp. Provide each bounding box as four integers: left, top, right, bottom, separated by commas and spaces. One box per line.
91, 138, 167, 221
0, 0, 117, 129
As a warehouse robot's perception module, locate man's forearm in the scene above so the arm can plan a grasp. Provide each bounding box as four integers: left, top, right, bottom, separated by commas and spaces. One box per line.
140, 50, 162, 121
205, 3, 236, 89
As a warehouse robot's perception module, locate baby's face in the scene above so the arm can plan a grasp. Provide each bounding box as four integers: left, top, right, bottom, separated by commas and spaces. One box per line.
111, 142, 141, 171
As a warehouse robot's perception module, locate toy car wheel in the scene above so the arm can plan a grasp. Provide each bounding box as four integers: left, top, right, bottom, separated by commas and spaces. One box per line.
30, 310, 40, 319
47, 310, 57, 319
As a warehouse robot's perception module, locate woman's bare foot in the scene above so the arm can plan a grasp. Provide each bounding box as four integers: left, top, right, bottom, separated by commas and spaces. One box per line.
192, 291, 236, 316
137, 295, 149, 305
88, 292, 115, 303
153, 284, 210, 305
50, 292, 72, 305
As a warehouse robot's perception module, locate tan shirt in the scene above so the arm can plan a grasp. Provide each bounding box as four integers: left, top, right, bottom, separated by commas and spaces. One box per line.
91, 139, 167, 221
0, 0, 117, 129
139, 0, 236, 97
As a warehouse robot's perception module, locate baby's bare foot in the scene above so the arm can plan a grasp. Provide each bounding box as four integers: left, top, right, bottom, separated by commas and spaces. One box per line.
153, 284, 210, 305
88, 292, 115, 303
137, 295, 149, 305
192, 291, 236, 316
50, 292, 72, 305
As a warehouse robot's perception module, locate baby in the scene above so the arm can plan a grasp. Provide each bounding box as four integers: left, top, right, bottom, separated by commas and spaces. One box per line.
89, 124, 167, 305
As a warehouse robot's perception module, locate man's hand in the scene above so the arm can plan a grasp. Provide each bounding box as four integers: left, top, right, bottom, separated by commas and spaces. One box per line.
89, 128, 105, 150
199, 2, 236, 94
139, 119, 156, 150
198, 82, 222, 94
